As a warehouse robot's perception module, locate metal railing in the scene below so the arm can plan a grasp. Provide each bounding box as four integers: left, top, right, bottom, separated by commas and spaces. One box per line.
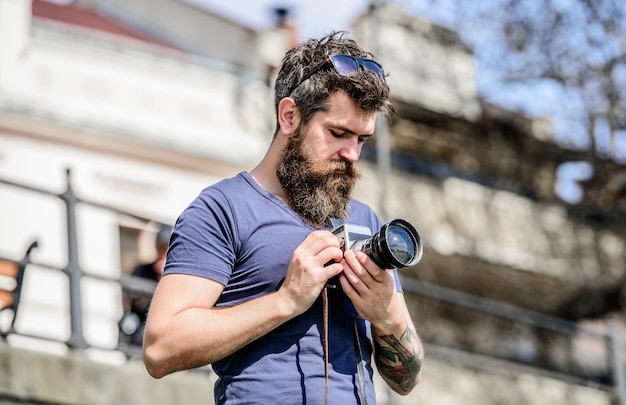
0, 168, 161, 356
0, 168, 624, 403
400, 276, 625, 398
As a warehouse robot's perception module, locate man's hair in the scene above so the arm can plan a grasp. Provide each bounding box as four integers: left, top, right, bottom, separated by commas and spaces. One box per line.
273, 31, 394, 136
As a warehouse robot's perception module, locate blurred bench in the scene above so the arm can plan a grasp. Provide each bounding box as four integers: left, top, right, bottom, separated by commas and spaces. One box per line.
0, 241, 38, 337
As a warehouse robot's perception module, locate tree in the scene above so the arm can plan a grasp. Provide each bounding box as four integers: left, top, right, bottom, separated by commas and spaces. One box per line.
410, 0, 626, 211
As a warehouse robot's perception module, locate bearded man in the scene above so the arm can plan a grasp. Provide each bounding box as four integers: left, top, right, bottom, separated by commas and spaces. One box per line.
143, 32, 423, 405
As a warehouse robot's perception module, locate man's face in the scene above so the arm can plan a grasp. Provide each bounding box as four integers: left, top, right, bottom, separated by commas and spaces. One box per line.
276, 92, 376, 227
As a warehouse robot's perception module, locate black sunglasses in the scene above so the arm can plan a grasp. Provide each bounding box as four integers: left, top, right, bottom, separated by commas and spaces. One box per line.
287, 54, 386, 96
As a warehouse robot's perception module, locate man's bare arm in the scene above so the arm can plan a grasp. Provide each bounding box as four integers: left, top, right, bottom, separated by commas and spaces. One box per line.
338, 251, 423, 395
373, 322, 423, 394
143, 230, 345, 378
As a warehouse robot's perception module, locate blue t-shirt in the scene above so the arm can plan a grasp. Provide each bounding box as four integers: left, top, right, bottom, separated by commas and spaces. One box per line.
164, 171, 402, 405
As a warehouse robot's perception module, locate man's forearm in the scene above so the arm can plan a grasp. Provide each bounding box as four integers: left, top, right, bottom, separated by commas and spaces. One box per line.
373, 326, 423, 395
144, 288, 298, 378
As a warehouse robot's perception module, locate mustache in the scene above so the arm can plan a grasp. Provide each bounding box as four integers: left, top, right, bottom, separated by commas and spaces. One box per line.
318, 160, 360, 178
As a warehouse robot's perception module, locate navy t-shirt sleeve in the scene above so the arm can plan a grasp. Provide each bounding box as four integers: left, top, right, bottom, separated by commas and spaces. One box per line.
163, 186, 236, 286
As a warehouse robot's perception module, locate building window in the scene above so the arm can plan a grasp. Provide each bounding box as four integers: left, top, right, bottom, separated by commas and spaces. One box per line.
119, 226, 141, 277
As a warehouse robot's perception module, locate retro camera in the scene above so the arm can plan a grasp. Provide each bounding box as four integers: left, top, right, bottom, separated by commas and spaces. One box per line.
325, 218, 423, 290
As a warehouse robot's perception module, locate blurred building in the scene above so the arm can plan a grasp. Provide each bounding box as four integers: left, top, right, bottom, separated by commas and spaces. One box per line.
0, 0, 271, 356
0, 0, 625, 404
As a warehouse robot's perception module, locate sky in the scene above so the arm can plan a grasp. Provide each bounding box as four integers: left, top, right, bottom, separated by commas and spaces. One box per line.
48, 0, 374, 38
184, 0, 372, 40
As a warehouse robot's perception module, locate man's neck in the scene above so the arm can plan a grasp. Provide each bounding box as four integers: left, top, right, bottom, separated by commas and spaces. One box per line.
249, 163, 288, 204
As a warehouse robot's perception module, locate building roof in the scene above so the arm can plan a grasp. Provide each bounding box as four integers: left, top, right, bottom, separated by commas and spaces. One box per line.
32, 0, 177, 49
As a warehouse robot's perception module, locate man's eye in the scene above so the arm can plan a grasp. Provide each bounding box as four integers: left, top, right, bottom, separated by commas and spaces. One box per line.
330, 130, 344, 138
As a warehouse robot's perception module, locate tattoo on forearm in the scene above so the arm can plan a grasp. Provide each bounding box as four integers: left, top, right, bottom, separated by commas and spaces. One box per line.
375, 328, 422, 392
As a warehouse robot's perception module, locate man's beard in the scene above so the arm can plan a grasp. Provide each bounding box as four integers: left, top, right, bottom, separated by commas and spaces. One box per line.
276, 128, 360, 227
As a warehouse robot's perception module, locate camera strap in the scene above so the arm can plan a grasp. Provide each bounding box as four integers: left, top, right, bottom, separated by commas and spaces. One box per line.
321, 288, 369, 405
353, 317, 369, 405
322, 288, 330, 405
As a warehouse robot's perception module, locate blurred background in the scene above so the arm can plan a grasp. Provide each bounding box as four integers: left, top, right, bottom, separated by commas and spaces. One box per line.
0, 0, 625, 404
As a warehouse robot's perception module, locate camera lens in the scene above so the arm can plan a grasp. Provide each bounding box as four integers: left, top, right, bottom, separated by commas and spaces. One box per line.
387, 223, 416, 264
351, 219, 422, 269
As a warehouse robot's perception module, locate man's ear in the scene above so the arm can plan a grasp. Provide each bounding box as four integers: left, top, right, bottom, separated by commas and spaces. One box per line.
277, 97, 300, 135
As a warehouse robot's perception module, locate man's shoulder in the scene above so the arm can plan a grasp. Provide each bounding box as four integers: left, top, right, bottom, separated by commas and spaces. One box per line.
189, 172, 275, 225
194, 172, 257, 203
348, 198, 376, 216
347, 198, 382, 228
202, 172, 249, 193
348, 197, 370, 210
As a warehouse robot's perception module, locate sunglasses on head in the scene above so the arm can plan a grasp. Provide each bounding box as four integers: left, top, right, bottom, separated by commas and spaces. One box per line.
287, 54, 386, 96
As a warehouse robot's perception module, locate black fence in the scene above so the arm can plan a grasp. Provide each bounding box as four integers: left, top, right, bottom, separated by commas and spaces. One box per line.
0, 169, 160, 358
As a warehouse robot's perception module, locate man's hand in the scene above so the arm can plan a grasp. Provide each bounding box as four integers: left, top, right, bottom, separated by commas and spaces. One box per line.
277, 230, 345, 316
337, 250, 397, 325
338, 250, 423, 395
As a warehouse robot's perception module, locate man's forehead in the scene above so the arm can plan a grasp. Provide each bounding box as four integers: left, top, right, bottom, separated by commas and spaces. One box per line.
321, 92, 377, 132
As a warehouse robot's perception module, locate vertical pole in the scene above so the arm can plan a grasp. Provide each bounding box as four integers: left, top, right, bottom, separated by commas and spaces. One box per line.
62, 168, 88, 350
608, 315, 626, 405
371, 0, 391, 222
376, 116, 391, 221
370, 5, 399, 405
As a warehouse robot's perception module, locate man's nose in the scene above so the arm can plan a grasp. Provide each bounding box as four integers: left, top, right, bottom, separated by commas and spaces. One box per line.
338, 138, 361, 162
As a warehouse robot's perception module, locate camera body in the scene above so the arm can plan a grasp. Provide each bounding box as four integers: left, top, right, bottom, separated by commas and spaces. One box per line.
325, 218, 422, 291
325, 222, 373, 292
331, 222, 374, 255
